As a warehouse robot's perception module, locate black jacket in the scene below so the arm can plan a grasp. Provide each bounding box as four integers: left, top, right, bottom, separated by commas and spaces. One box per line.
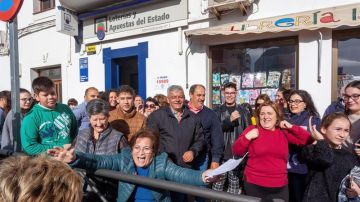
214, 104, 250, 160
301, 140, 358, 202
147, 106, 204, 168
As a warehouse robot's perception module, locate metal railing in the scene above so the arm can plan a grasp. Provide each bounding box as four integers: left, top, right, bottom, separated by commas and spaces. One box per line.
94, 169, 261, 202
0, 149, 261, 202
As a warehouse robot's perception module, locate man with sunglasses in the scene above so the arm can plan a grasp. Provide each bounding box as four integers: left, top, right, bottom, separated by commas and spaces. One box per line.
212, 82, 251, 194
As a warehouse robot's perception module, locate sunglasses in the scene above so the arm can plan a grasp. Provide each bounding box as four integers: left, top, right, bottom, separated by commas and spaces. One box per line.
145, 104, 156, 109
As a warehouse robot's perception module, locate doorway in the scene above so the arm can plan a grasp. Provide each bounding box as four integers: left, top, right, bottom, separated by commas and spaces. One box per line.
114, 56, 139, 94
103, 42, 148, 98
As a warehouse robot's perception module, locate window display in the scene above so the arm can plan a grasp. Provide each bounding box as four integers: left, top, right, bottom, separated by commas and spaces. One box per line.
210, 38, 297, 107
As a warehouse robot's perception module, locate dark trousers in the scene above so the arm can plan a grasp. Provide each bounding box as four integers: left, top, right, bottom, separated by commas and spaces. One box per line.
244, 180, 289, 202
288, 173, 306, 202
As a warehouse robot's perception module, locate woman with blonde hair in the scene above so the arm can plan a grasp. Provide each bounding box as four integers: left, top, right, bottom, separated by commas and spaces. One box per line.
0, 155, 83, 202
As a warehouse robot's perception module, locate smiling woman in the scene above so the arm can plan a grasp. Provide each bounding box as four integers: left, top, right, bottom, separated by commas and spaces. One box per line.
232, 101, 313, 202
49, 129, 215, 202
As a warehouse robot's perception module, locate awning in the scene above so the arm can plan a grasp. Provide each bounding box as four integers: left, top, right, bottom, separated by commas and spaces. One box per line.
185, 3, 360, 37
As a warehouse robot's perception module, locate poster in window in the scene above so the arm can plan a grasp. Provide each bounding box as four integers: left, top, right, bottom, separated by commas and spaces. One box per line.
221, 74, 230, 85
267, 71, 281, 88
239, 90, 250, 104
254, 72, 267, 88
249, 89, 261, 105
281, 69, 292, 89
229, 74, 241, 90
212, 89, 221, 105
261, 88, 277, 101
212, 73, 221, 87
241, 73, 254, 88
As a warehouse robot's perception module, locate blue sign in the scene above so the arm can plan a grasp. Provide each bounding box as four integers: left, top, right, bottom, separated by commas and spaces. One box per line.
79, 58, 88, 82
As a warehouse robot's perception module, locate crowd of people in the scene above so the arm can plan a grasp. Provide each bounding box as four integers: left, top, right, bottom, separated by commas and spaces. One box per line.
0, 76, 360, 202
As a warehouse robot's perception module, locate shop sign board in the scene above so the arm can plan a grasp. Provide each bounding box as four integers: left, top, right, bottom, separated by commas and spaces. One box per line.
85, 45, 96, 55
83, 0, 187, 40
0, 0, 23, 22
79, 58, 88, 82
155, 76, 169, 90
56, 6, 78, 36
186, 3, 360, 36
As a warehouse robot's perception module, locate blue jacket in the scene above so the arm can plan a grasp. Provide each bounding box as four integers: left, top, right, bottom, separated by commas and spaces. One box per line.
192, 106, 224, 163
72, 148, 206, 202
322, 98, 345, 119
72, 101, 90, 130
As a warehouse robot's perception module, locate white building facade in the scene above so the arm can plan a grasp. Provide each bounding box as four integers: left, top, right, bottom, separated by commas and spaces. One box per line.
0, 0, 360, 115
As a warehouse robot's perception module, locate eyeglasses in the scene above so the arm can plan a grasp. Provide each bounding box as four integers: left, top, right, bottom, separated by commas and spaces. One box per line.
145, 104, 156, 109
342, 94, 360, 102
169, 96, 184, 100
20, 98, 33, 102
133, 146, 152, 154
288, 99, 304, 105
224, 92, 236, 96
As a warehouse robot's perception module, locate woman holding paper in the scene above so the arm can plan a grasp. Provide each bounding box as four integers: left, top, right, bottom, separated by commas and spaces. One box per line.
232, 101, 312, 202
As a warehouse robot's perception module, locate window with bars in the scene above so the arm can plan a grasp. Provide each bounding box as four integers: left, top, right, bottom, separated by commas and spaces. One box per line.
33, 0, 55, 14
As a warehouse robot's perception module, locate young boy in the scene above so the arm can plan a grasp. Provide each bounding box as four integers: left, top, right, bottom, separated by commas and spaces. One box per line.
20, 77, 78, 155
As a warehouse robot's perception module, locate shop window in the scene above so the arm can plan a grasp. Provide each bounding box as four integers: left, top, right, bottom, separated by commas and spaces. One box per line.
333, 29, 360, 99
210, 38, 297, 108
33, 0, 55, 14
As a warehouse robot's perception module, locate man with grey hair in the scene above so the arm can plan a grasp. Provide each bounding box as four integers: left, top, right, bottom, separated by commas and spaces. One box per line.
147, 85, 204, 201
147, 85, 204, 168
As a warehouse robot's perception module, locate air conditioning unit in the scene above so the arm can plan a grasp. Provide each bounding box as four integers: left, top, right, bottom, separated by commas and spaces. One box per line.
208, 0, 254, 19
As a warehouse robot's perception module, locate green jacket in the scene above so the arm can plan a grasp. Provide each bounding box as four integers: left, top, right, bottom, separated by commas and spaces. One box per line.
20, 103, 78, 155
73, 148, 206, 202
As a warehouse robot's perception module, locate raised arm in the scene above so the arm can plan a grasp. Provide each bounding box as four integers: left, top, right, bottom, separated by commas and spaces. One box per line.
232, 125, 257, 156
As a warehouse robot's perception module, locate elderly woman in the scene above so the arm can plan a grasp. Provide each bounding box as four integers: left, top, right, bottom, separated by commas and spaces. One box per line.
232, 101, 312, 202
74, 99, 128, 154
49, 129, 214, 202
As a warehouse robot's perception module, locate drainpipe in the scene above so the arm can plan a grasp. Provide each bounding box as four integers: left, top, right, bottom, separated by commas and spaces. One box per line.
317, 31, 323, 83
178, 27, 183, 55
185, 38, 193, 89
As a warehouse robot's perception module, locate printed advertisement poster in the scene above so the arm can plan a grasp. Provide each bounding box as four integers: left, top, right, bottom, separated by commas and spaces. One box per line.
79, 58, 88, 82
267, 71, 281, 88
241, 73, 254, 88
282, 69, 291, 89
239, 90, 250, 104
213, 73, 221, 87
261, 88, 277, 101
249, 89, 261, 105
155, 76, 169, 90
229, 74, 241, 90
254, 72, 267, 88
221, 74, 230, 85
212, 89, 221, 105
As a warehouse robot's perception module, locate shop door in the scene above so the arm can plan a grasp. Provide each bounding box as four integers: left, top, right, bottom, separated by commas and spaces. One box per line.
103, 42, 148, 98
114, 56, 139, 94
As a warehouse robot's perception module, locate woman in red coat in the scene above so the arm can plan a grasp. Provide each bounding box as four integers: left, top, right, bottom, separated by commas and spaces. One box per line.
233, 101, 313, 202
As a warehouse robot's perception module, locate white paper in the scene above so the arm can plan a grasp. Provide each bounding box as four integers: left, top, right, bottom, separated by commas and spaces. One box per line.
208, 152, 248, 177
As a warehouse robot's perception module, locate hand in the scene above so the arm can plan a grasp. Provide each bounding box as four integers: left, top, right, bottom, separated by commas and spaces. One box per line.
230, 111, 240, 122
354, 144, 360, 157
182, 151, 194, 163
279, 120, 293, 129
245, 128, 259, 140
202, 169, 220, 183
47, 144, 76, 163
210, 162, 220, 169
308, 117, 324, 141
347, 177, 360, 198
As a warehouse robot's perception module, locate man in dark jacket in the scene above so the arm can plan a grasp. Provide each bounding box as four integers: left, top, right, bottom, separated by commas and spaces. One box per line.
147, 85, 204, 202
188, 84, 224, 171
212, 82, 251, 194
147, 85, 204, 168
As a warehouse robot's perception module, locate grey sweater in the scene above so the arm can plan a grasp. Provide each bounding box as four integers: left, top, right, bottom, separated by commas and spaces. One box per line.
1, 110, 24, 152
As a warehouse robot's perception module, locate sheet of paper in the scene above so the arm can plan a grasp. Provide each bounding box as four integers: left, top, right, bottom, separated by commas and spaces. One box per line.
208, 152, 248, 177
